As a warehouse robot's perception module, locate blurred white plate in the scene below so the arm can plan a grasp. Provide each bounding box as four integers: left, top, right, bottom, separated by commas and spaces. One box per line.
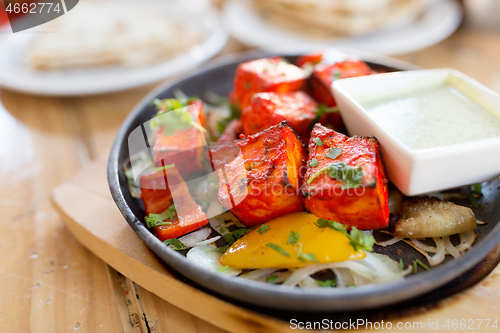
223, 0, 462, 55
0, 3, 227, 96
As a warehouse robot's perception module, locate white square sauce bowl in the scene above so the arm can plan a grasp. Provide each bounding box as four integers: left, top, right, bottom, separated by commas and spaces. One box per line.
333, 68, 500, 196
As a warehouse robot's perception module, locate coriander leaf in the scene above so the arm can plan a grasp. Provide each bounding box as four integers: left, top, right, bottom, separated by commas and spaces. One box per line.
313, 104, 339, 123
308, 158, 319, 168
331, 69, 342, 81
265, 275, 279, 283
316, 279, 336, 287
163, 238, 187, 251
218, 265, 229, 272
144, 204, 177, 228
348, 227, 375, 252
150, 108, 193, 136
315, 219, 375, 252
211, 244, 230, 253
415, 259, 431, 271
152, 164, 175, 172
297, 244, 319, 263
473, 183, 482, 194
232, 228, 250, 240
223, 233, 237, 245
326, 147, 341, 160
257, 224, 271, 235
315, 219, 347, 235
287, 230, 301, 245
266, 243, 290, 257
468, 195, 479, 208
306, 162, 364, 189
314, 138, 323, 146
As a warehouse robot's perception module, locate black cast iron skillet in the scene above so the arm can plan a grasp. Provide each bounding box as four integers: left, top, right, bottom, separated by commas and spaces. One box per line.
108, 49, 500, 312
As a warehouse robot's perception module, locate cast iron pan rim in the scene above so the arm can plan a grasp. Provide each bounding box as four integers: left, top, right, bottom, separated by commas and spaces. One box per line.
108, 49, 500, 312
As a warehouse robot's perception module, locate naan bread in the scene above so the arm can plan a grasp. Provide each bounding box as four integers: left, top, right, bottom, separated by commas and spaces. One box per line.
253, 0, 433, 37
27, 2, 201, 70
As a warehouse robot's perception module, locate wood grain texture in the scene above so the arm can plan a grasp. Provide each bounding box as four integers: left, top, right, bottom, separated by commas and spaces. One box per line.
2, 8, 500, 331
0, 91, 123, 333
52, 157, 500, 332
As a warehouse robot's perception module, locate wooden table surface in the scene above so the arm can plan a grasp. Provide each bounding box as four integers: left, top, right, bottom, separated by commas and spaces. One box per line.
1, 3, 500, 332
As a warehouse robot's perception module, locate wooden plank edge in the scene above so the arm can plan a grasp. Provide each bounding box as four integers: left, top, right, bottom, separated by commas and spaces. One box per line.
51, 180, 293, 333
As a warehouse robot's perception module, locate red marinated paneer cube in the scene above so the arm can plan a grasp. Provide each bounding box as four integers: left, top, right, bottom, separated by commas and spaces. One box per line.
213, 122, 307, 226
302, 124, 389, 230
153, 99, 208, 179
229, 57, 306, 111
310, 60, 374, 131
140, 168, 209, 240
241, 91, 318, 143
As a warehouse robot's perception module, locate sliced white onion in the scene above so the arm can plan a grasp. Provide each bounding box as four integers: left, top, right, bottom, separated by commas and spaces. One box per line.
376, 236, 402, 247
443, 236, 461, 259
178, 228, 211, 247
298, 276, 320, 288
456, 230, 477, 252
239, 268, 278, 280
429, 238, 446, 266
281, 253, 409, 288
410, 239, 437, 253
188, 236, 221, 247
186, 246, 241, 276
332, 268, 353, 288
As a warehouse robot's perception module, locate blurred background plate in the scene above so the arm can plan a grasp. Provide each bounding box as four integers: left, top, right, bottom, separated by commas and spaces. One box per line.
0, 2, 227, 96
223, 0, 462, 55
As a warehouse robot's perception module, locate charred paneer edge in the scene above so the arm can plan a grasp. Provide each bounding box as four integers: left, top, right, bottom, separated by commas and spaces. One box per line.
302, 124, 389, 230
214, 121, 308, 226
229, 57, 306, 111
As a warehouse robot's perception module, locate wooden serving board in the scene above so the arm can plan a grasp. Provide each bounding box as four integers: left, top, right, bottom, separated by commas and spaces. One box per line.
52, 157, 500, 332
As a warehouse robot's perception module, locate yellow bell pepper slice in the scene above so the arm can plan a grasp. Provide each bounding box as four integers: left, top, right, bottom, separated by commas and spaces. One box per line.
220, 212, 365, 269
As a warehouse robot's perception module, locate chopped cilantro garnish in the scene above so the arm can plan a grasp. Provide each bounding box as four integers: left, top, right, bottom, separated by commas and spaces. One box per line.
145, 204, 176, 228
212, 244, 230, 253
331, 69, 342, 81
468, 195, 479, 208
223, 233, 237, 245
150, 98, 206, 136
257, 224, 271, 235
314, 138, 323, 146
265, 275, 279, 283
415, 259, 431, 271
308, 158, 319, 168
297, 244, 318, 263
266, 243, 290, 257
473, 183, 482, 194
211, 228, 249, 253
348, 228, 375, 252
218, 265, 229, 272
326, 147, 341, 160
399, 258, 404, 271
306, 161, 364, 189
313, 104, 339, 123
163, 238, 187, 251
315, 219, 375, 252
316, 279, 336, 287
151, 164, 175, 172
287, 230, 301, 245
233, 228, 250, 240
